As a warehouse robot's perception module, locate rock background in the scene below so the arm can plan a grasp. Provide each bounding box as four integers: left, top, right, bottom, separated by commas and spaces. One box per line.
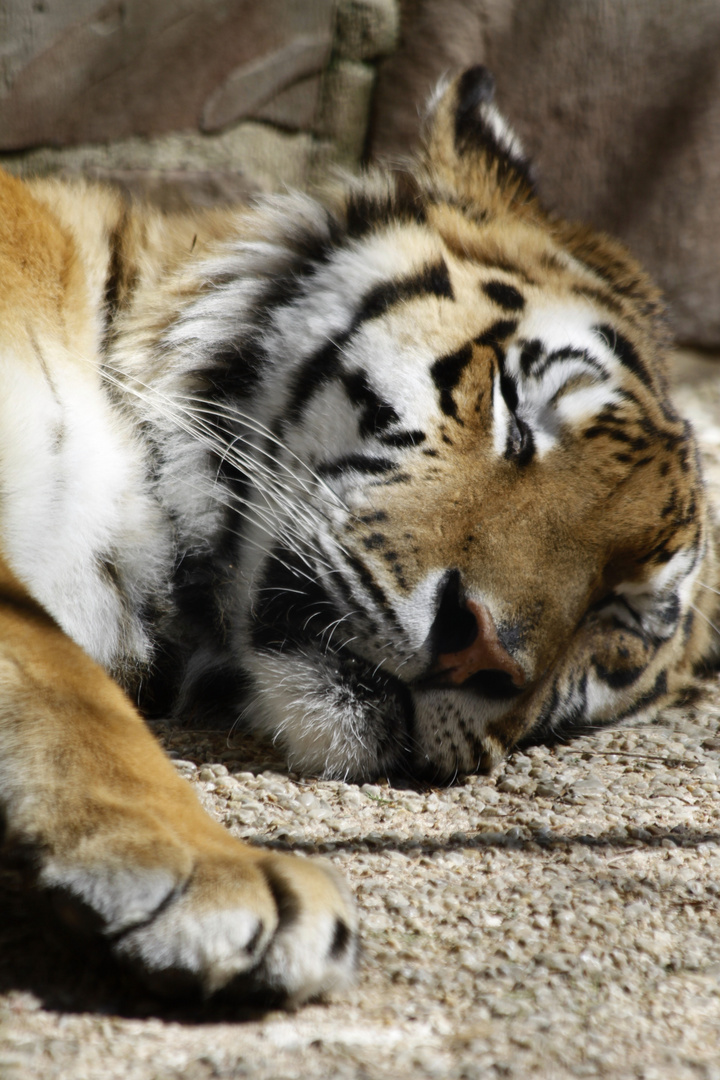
0, 0, 399, 206
372, 0, 720, 349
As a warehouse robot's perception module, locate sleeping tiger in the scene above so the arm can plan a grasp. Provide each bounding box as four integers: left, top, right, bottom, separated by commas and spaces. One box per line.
0, 66, 718, 1005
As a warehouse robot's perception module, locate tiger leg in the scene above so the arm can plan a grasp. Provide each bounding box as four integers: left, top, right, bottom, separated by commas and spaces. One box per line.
0, 565, 357, 1004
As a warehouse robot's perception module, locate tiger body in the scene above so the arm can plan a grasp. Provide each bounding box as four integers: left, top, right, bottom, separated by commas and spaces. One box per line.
0, 68, 718, 1003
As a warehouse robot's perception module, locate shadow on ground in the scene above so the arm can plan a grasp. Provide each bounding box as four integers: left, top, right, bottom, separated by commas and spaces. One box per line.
2, 819, 718, 1019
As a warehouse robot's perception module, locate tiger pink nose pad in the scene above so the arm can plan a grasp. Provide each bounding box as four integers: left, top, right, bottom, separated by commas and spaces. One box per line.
435, 600, 527, 687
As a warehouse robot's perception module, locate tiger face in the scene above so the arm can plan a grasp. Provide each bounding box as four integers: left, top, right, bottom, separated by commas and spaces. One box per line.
152, 68, 718, 782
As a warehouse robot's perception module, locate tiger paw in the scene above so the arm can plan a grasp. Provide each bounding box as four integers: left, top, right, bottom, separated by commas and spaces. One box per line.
40, 840, 357, 1006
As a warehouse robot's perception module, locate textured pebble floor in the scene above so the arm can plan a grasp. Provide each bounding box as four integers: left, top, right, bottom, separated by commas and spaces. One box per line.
0, 351, 719, 1079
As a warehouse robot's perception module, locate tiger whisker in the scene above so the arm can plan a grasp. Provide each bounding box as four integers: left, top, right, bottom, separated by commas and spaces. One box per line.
690, 602, 720, 640
696, 580, 720, 598
102, 364, 337, 540
97, 363, 338, 570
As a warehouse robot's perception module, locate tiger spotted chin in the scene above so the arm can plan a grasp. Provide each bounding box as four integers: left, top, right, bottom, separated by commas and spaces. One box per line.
0, 67, 718, 1002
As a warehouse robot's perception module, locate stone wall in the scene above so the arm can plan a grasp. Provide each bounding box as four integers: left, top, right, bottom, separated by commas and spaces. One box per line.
0, 0, 398, 208
371, 0, 720, 348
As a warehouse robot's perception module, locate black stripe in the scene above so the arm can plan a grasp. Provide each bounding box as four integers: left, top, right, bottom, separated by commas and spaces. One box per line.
196, 339, 266, 407
341, 370, 399, 436
430, 343, 473, 421
317, 454, 397, 478
285, 338, 345, 425
576, 253, 656, 310
178, 209, 341, 432
480, 259, 536, 285
518, 339, 543, 377
572, 284, 623, 317
327, 574, 383, 641
487, 323, 522, 420
330, 918, 352, 959
191, 216, 343, 438
482, 280, 525, 312
250, 547, 339, 654
583, 425, 649, 451
382, 549, 408, 589
594, 325, 654, 390
615, 669, 668, 721
263, 864, 301, 930
533, 347, 608, 382
345, 172, 426, 238
97, 553, 122, 591
104, 214, 126, 322
102, 209, 137, 351
339, 549, 398, 627
256, 223, 338, 312
592, 659, 645, 690
453, 66, 535, 193
378, 429, 426, 449
530, 681, 561, 740
356, 260, 454, 326
637, 539, 678, 566
182, 346, 268, 534
499, 371, 518, 413
505, 414, 534, 465
474, 319, 518, 364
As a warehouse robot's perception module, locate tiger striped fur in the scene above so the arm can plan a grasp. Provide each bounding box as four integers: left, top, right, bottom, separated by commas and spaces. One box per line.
0, 67, 717, 1003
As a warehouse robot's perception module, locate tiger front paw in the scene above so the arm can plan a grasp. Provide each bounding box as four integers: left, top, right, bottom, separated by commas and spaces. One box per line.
40, 830, 357, 1006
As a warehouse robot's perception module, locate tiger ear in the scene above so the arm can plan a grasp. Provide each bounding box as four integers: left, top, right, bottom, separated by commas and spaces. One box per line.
420, 66, 537, 212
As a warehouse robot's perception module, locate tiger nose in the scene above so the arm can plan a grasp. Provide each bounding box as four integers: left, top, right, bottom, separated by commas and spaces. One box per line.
430, 571, 526, 688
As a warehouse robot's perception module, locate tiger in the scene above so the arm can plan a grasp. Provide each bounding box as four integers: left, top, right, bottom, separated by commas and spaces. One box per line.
0, 65, 718, 1007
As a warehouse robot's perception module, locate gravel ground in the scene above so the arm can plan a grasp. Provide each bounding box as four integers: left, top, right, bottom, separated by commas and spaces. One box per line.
1, 351, 719, 1080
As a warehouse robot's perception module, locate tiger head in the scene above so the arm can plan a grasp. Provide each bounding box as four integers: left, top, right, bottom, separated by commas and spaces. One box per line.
177, 68, 719, 781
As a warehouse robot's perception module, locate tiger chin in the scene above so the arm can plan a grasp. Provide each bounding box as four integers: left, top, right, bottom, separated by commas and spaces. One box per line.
0, 66, 717, 1007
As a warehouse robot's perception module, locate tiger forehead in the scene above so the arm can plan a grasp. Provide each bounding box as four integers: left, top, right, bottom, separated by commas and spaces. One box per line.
348, 212, 618, 338
345, 234, 610, 378
425, 203, 601, 296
